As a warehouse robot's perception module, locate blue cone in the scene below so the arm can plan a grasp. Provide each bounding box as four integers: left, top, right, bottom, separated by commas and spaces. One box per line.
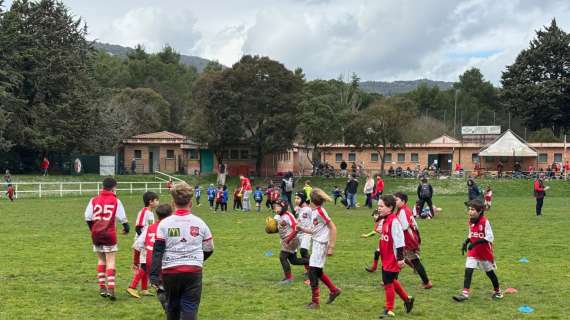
264, 250, 273, 257
518, 305, 534, 313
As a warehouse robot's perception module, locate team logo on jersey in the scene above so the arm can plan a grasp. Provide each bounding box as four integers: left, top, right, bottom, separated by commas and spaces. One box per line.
180, 238, 187, 243
168, 228, 181, 237
190, 226, 200, 237
313, 218, 318, 226
381, 234, 389, 241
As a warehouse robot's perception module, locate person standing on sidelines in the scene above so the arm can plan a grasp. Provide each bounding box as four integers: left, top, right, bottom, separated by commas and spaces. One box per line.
373, 175, 384, 201
150, 182, 214, 320
84, 178, 130, 300
533, 175, 548, 216
281, 172, 294, 205
363, 175, 375, 209
41, 157, 50, 176
344, 175, 359, 210
240, 175, 252, 211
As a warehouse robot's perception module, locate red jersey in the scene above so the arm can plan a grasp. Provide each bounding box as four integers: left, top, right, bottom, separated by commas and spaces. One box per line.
241, 177, 252, 191
397, 205, 420, 251
270, 190, 280, 202
143, 222, 160, 265
84, 190, 128, 246
379, 213, 405, 272
41, 159, 49, 169
467, 216, 494, 261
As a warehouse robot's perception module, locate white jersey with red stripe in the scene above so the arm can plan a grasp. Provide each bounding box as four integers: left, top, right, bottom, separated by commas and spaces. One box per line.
156, 209, 214, 270
135, 207, 155, 239
310, 206, 331, 243
295, 205, 313, 230
275, 211, 297, 241
133, 227, 148, 264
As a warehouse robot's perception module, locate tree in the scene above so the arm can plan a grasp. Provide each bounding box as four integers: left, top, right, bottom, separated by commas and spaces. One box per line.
403, 116, 447, 143
345, 97, 416, 175
187, 70, 242, 162
527, 128, 562, 143
0, 0, 97, 153
228, 55, 304, 175
501, 19, 570, 135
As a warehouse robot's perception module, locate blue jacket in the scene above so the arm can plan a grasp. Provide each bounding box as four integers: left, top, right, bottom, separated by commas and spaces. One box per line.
222, 190, 229, 203
194, 187, 202, 198
254, 190, 263, 201
207, 187, 216, 200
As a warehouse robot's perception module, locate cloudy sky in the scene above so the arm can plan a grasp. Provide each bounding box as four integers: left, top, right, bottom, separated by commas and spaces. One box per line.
4, 0, 569, 84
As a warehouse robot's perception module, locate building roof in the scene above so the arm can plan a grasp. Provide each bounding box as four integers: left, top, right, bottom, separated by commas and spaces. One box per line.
131, 131, 186, 139
429, 134, 460, 144
478, 130, 537, 157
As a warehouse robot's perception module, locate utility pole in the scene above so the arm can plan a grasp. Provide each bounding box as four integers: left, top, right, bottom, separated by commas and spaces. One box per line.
454, 89, 459, 137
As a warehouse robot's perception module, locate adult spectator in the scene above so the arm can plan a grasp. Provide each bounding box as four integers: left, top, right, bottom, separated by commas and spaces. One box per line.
344, 175, 359, 209
373, 175, 384, 201
240, 175, 253, 211
217, 162, 227, 185
131, 158, 137, 175
41, 157, 50, 176
363, 175, 374, 209
340, 161, 348, 177
280, 172, 294, 205
496, 161, 504, 178
467, 178, 481, 201
4, 169, 11, 185
416, 178, 435, 218
474, 161, 481, 177
533, 175, 548, 216
351, 162, 357, 176
74, 158, 82, 175
150, 182, 214, 319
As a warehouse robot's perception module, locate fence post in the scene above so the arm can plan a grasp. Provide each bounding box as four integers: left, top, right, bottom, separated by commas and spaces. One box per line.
159, 182, 162, 194
79, 183, 82, 196
60, 183, 63, 197
39, 183, 42, 198
130, 183, 133, 194
145, 183, 148, 192
15, 184, 18, 199
97, 183, 100, 193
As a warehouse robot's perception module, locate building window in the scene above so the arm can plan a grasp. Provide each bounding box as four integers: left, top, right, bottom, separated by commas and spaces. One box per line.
371, 153, 379, 162
187, 149, 198, 160
538, 153, 548, 163
397, 153, 405, 162
335, 153, 343, 162
348, 153, 356, 162
134, 150, 142, 159
472, 153, 480, 163
166, 149, 175, 159
384, 153, 392, 162
221, 150, 229, 160
554, 153, 562, 163
230, 150, 239, 160
240, 150, 249, 160
411, 153, 419, 162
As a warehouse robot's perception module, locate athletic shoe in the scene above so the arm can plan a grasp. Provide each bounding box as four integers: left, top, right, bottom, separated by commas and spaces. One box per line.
140, 289, 154, 296
126, 287, 140, 299
365, 266, 377, 273
379, 309, 396, 318
278, 279, 293, 285
404, 296, 415, 313
492, 291, 504, 300
422, 281, 433, 289
452, 294, 469, 302
107, 288, 116, 301
305, 302, 320, 309
326, 289, 342, 304
99, 288, 108, 298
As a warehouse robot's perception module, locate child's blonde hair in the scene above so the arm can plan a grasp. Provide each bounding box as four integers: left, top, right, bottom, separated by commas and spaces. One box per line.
171, 182, 194, 207
310, 188, 331, 206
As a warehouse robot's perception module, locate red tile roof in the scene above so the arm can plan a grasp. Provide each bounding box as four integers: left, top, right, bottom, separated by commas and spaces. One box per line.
131, 131, 186, 140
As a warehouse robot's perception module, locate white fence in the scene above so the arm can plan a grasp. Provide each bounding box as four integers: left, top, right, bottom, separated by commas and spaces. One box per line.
11, 181, 172, 199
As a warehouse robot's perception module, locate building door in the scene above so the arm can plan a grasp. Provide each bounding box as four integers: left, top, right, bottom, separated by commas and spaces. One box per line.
149, 152, 154, 173
200, 150, 214, 173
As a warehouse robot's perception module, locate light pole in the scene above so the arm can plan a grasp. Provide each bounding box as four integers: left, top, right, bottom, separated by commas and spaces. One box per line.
454, 89, 459, 137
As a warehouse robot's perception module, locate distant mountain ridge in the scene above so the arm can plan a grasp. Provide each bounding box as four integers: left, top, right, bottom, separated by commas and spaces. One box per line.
93, 42, 215, 72
360, 79, 454, 96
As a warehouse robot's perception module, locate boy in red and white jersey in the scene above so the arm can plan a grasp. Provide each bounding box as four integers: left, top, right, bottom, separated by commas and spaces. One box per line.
294, 192, 312, 282
84, 178, 130, 300
377, 195, 415, 318
361, 209, 382, 272
296, 188, 341, 309
453, 200, 503, 302
127, 191, 160, 298
394, 192, 432, 289
273, 199, 308, 284
130, 204, 172, 301
6, 184, 14, 201
484, 186, 493, 211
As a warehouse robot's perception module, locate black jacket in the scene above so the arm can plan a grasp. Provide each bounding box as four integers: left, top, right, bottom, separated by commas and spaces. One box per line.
345, 179, 359, 194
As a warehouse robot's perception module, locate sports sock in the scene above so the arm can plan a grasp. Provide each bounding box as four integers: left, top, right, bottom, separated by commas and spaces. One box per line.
311, 287, 320, 304
486, 270, 500, 291
393, 280, 409, 301
285, 271, 293, 280
463, 268, 474, 291
129, 269, 141, 289
320, 273, 338, 293
97, 264, 106, 289
412, 259, 430, 284
371, 250, 380, 270
384, 283, 395, 311
106, 269, 116, 289
141, 269, 148, 290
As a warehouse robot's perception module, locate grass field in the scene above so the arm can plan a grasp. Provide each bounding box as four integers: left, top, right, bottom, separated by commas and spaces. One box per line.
1, 176, 569, 319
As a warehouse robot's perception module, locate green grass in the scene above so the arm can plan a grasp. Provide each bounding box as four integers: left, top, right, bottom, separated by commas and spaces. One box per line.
1, 178, 569, 319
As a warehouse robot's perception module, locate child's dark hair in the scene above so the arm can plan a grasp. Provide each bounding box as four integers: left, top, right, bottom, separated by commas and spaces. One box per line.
143, 191, 159, 206
421, 178, 428, 183
156, 204, 172, 220
380, 195, 397, 213
311, 188, 332, 206
393, 192, 408, 203
102, 177, 117, 191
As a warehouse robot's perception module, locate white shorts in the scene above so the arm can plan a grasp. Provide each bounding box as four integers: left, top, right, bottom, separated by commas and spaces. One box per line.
93, 244, 118, 253
299, 234, 312, 251
465, 257, 496, 272
309, 241, 328, 268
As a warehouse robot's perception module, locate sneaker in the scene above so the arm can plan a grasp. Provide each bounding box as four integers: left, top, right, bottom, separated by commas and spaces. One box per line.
404, 296, 414, 313
126, 287, 140, 299
140, 289, 154, 296
278, 279, 293, 285
326, 289, 342, 304
452, 293, 469, 302
107, 288, 116, 301
492, 291, 504, 300
422, 281, 433, 289
365, 265, 377, 273
305, 302, 320, 309
379, 309, 396, 318
99, 288, 108, 298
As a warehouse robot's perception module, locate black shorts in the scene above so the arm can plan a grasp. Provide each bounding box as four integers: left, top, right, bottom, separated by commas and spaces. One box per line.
163, 272, 203, 320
